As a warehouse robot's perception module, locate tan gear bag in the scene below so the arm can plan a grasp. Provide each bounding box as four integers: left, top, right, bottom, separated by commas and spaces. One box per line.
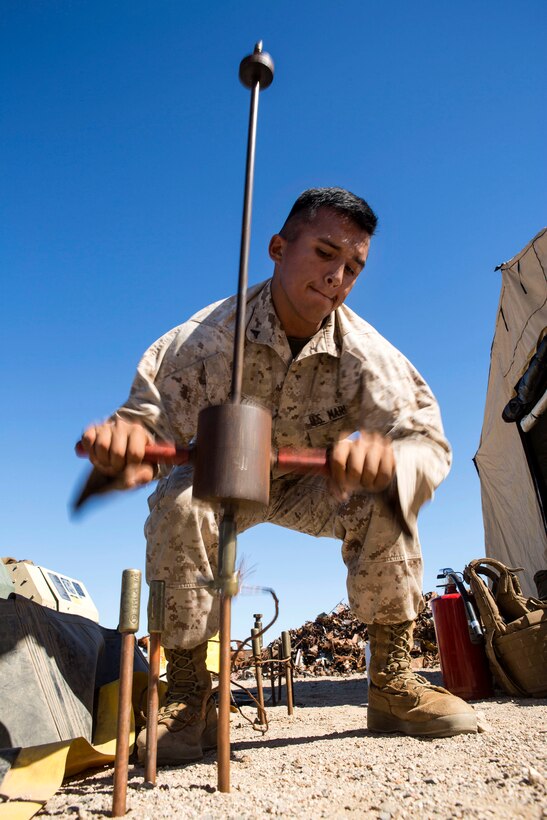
463, 558, 547, 697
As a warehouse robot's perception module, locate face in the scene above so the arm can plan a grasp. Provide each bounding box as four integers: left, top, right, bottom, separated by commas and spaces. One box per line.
269, 208, 371, 338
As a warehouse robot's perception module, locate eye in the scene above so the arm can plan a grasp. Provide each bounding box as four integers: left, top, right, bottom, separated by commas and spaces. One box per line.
316, 247, 329, 259
345, 264, 357, 277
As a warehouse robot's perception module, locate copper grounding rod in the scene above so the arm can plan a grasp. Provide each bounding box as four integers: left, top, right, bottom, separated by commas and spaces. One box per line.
144, 579, 165, 785
112, 569, 141, 817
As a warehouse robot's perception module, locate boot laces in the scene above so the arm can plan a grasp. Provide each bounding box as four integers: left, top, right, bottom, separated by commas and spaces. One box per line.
156, 650, 203, 721
384, 622, 413, 678
383, 623, 444, 696
165, 650, 200, 704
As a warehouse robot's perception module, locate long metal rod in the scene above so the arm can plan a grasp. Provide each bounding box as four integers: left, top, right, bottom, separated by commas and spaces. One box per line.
217, 512, 238, 793
144, 579, 165, 785
231, 80, 260, 404
218, 591, 232, 792
144, 632, 161, 784
251, 628, 267, 724
281, 631, 294, 716
112, 633, 134, 816
269, 647, 277, 705
112, 569, 141, 817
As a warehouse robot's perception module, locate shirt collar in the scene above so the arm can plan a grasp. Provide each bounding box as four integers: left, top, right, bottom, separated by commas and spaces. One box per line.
246, 279, 341, 360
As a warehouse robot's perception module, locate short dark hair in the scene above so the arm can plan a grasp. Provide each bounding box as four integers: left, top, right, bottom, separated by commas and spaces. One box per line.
279, 187, 378, 241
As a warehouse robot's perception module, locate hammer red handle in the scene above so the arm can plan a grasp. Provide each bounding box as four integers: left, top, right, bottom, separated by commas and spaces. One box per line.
275, 446, 329, 476
74, 440, 192, 465
75, 441, 329, 475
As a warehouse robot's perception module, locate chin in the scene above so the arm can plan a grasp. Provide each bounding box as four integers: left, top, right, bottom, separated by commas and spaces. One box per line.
304, 312, 330, 332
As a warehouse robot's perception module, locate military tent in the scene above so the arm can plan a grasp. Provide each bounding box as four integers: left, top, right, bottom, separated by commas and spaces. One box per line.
475, 227, 547, 598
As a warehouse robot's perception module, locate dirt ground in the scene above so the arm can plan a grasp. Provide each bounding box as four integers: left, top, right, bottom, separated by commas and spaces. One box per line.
39, 671, 547, 819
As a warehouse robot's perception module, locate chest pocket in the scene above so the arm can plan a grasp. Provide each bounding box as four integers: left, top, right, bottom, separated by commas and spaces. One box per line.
305, 407, 357, 448
300, 352, 362, 448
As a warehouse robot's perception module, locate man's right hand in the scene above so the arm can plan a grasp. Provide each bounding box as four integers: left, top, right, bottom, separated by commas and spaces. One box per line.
79, 418, 156, 489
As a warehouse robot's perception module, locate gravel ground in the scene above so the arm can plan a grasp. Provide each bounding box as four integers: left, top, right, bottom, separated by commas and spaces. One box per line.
39, 671, 547, 819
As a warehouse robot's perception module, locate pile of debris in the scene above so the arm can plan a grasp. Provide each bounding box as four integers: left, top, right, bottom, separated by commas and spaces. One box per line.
282, 603, 368, 675
262, 596, 439, 677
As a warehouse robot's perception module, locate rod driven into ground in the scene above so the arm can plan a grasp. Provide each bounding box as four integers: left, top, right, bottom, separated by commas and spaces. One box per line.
145, 580, 165, 785
112, 569, 141, 817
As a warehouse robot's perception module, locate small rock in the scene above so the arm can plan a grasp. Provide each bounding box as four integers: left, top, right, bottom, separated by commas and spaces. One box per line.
379, 799, 399, 818
526, 767, 544, 786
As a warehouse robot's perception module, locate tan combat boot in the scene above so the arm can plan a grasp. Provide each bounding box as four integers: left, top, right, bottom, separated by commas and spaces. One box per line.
367, 621, 477, 737
137, 643, 217, 765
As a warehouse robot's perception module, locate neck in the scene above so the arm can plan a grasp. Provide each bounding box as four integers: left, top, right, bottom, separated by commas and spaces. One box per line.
270, 276, 323, 338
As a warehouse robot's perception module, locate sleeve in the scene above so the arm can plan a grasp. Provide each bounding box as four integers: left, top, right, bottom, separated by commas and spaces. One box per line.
112, 316, 232, 450
113, 327, 181, 444
390, 434, 451, 531
358, 338, 452, 530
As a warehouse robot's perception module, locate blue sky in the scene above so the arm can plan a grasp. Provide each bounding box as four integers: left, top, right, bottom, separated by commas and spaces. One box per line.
2, 1, 546, 640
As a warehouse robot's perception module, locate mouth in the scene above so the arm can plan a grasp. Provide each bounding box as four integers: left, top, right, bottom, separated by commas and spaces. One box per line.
309, 286, 335, 307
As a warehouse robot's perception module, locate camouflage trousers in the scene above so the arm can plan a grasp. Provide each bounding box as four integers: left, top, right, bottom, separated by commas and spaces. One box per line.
144, 466, 424, 649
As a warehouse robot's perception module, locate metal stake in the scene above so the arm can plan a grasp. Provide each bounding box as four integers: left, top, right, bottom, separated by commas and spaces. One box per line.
281, 631, 294, 715
269, 645, 277, 705
217, 512, 238, 793
112, 569, 141, 817
144, 580, 165, 785
251, 628, 267, 724
278, 639, 283, 702
253, 613, 264, 648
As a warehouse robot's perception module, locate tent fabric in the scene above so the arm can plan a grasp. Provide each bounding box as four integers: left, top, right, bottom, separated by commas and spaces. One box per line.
0, 675, 152, 820
475, 227, 547, 597
0, 595, 147, 750
0, 595, 151, 818
0, 595, 217, 817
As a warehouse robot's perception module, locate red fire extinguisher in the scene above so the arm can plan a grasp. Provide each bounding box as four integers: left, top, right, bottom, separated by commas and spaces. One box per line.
430, 568, 494, 701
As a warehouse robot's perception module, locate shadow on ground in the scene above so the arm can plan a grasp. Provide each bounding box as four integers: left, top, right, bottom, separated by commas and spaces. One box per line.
240, 669, 445, 709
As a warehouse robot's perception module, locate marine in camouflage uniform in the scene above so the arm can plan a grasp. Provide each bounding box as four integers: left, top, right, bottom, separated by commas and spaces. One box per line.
117, 277, 450, 649
82, 188, 476, 762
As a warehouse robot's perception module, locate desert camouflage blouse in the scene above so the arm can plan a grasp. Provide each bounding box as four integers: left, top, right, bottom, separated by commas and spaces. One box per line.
116, 279, 451, 528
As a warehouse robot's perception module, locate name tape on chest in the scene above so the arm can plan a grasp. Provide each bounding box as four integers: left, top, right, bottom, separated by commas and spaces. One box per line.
305, 404, 348, 429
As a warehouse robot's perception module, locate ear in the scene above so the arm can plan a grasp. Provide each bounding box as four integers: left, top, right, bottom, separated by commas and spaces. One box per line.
268, 233, 286, 263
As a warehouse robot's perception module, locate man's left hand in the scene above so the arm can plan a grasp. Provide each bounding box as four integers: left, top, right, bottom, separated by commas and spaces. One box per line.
329, 430, 396, 502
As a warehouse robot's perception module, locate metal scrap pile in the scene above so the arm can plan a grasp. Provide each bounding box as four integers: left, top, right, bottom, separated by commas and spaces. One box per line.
411, 592, 439, 669
264, 597, 439, 677
283, 603, 368, 675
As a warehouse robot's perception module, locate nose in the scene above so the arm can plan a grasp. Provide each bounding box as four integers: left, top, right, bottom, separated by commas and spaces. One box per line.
324, 262, 345, 288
